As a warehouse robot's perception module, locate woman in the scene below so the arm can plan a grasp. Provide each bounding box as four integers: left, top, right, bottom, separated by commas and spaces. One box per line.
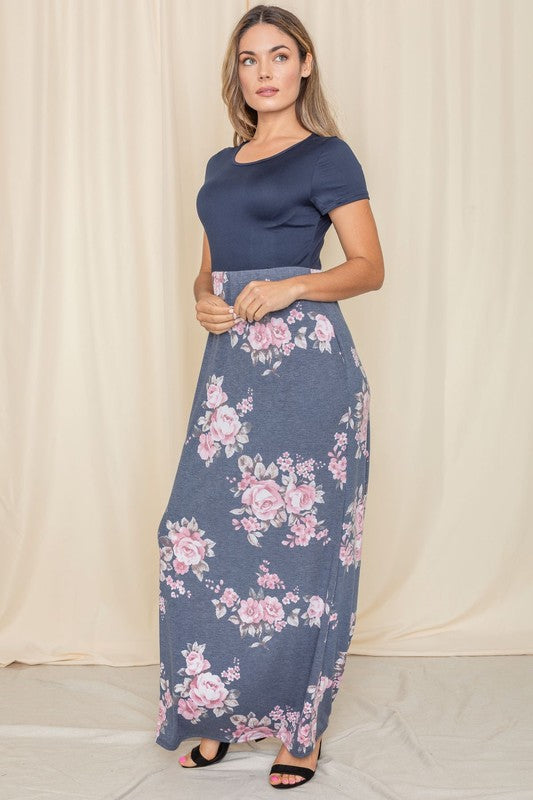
155, 3, 384, 790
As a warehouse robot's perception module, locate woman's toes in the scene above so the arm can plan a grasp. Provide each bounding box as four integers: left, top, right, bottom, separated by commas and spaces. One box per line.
271, 773, 303, 784
179, 738, 220, 767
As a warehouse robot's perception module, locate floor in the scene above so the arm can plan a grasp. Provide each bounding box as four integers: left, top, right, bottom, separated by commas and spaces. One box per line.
1, 655, 532, 799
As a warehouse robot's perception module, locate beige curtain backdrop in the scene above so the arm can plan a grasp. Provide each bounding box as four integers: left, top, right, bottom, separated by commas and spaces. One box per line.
0, 0, 531, 667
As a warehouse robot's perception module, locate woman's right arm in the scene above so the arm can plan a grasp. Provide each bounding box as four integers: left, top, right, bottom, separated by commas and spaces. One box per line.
193, 230, 215, 302
194, 230, 236, 334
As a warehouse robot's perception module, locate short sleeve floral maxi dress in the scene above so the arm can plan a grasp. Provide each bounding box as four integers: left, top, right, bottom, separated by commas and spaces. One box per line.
155, 132, 372, 758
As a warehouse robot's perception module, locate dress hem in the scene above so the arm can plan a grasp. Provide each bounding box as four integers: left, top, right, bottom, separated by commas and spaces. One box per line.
155, 723, 328, 759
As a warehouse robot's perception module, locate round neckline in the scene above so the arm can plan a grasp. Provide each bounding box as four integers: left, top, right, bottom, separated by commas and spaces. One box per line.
233, 132, 317, 166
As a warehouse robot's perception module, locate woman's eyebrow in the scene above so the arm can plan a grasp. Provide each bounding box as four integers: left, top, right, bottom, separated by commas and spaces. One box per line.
238, 44, 291, 56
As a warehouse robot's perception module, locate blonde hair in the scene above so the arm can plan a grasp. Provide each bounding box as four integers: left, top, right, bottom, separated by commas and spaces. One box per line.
221, 4, 342, 145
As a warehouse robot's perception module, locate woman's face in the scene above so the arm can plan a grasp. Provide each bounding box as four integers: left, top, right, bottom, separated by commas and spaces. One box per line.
237, 23, 311, 115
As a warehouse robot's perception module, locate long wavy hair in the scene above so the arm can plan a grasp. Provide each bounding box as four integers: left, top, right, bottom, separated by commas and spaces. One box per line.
221, 4, 342, 145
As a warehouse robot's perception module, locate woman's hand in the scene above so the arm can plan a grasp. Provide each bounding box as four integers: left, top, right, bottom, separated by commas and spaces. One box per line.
195, 293, 238, 334
232, 278, 300, 322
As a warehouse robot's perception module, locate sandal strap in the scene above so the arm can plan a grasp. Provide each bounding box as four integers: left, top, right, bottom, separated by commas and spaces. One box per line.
269, 762, 315, 780
190, 741, 228, 766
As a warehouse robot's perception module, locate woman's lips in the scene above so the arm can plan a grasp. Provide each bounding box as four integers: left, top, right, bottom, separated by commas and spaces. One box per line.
256, 89, 278, 96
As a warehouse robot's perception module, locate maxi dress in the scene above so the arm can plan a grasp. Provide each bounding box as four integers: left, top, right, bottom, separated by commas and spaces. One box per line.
155, 132, 372, 758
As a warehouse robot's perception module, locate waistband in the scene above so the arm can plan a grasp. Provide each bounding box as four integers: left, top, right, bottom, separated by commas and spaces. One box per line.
211, 265, 321, 295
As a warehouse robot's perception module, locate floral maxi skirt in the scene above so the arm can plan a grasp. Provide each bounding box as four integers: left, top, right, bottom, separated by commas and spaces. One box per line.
155, 265, 371, 758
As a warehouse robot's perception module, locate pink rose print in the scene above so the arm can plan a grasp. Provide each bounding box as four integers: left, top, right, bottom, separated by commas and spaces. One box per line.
247, 322, 273, 351
197, 433, 217, 462
238, 597, 265, 625
261, 595, 285, 625
177, 696, 201, 721
355, 387, 371, 460
287, 514, 320, 547
228, 452, 330, 548
328, 610, 338, 630
351, 345, 371, 396
330, 651, 349, 703
156, 661, 173, 737
327, 430, 349, 489
258, 568, 285, 591
308, 311, 336, 353
173, 531, 206, 572
185, 649, 211, 675
211, 270, 228, 299
349, 347, 371, 457
327, 383, 370, 486
221, 663, 241, 683
284, 480, 317, 514
207, 560, 329, 647
339, 484, 367, 570
228, 300, 338, 376
269, 317, 292, 348
206, 381, 227, 408
231, 315, 301, 375
339, 544, 354, 568
328, 456, 347, 488
173, 641, 241, 724
225, 711, 273, 743
220, 668, 336, 755
212, 585, 291, 647
283, 591, 299, 602
297, 722, 313, 747
304, 595, 326, 627
210, 405, 241, 444
187, 374, 253, 466
220, 587, 239, 606
241, 479, 285, 521
158, 516, 216, 598
188, 671, 229, 709
231, 318, 248, 336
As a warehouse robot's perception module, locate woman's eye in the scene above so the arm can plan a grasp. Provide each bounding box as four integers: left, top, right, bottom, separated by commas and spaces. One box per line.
240, 54, 288, 66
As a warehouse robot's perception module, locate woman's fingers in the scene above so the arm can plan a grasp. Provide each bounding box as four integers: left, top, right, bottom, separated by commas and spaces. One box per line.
196, 309, 234, 322
205, 320, 237, 334
196, 302, 243, 333
197, 312, 237, 333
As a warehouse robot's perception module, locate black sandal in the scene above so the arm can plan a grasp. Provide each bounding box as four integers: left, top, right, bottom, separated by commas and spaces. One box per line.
179, 740, 229, 768
180, 736, 267, 768
269, 740, 322, 789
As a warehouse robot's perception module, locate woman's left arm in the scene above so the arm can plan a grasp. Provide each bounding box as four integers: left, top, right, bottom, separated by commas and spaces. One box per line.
287, 199, 385, 302
232, 200, 384, 321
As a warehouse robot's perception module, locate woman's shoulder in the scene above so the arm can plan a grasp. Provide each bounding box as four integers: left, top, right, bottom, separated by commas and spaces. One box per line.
201, 145, 235, 179
312, 135, 366, 172
314, 135, 359, 156
207, 144, 236, 164
310, 135, 369, 212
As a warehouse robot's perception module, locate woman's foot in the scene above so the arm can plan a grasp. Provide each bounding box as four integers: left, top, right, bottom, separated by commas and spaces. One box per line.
179, 737, 220, 766
269, 736, 323, 786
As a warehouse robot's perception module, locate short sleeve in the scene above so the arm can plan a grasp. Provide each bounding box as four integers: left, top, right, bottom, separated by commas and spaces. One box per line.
202, 147, 228, 182
310, 137, 369, 215
203, 152, 217, 181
